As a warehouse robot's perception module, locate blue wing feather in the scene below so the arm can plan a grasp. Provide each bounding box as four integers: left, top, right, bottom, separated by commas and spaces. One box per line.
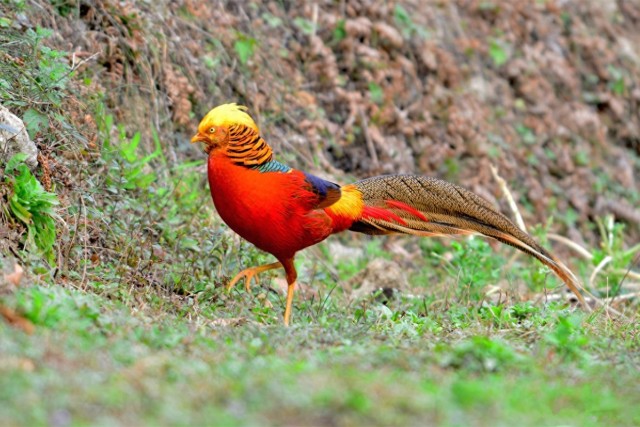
303, 172, 342, 209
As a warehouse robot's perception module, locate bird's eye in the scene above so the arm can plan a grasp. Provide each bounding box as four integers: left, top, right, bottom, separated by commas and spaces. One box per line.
209, 127, 216, 134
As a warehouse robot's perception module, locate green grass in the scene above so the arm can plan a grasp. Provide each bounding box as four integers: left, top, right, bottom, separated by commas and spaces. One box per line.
1, 278, 639, 426
2, 117, 638, 425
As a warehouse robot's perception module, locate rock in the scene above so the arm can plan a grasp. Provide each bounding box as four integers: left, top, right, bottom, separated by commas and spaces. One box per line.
0, 104, 38, 169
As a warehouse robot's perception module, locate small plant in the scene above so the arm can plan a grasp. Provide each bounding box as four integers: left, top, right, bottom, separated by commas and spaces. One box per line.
293, 17, 315, 35
393, 4, 429, 40
440, 335, 522, 372
97, 110, 162, 192
332, 19, 347, 43
3, 153, 59, 264
515, 124, 537, 145
0, 26, 72, 112
448, 237, 502, 301
368, 82, 384, 105
589, 216, 640, 292
234, 32, 257, 65
15, 286, 64, 327
488, 38, 510, 66
545, 314, 589, 361
607, 65, 626, 96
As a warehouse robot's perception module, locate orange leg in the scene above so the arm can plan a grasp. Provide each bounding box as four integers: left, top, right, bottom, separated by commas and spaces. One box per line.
284, 281, 296, 327
226, 261, 282, 292
281, 258, 298, 327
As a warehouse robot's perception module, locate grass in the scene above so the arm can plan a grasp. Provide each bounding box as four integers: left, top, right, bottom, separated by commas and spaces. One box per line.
1, 273, 639, 426
2, 106, 639, 426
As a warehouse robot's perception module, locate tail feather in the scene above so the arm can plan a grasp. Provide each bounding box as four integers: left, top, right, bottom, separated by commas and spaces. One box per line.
351, 175, 589, 309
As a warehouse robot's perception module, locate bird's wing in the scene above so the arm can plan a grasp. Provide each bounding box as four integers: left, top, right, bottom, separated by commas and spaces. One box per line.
303, 172, 342, 209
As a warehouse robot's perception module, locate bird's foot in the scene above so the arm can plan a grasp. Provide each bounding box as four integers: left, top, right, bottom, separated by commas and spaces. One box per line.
226, 262, 283, 293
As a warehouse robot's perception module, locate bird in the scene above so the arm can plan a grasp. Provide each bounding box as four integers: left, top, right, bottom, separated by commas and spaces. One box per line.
192, 103, 589, 326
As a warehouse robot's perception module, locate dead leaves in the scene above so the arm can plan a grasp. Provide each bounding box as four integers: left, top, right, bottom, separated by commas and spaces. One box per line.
4, 263, 23, 287
0, 306, 34, 334
1, 262, 34, 334
164, 65, 195, 127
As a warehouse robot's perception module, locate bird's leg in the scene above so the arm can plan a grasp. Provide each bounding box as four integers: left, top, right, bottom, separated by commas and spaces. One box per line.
281, 258, 298, 327
226, 261, 282, 292
284, 281, 296, 327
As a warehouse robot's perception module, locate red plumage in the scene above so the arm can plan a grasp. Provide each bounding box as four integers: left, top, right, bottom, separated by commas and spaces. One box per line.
208, 152, 335, 261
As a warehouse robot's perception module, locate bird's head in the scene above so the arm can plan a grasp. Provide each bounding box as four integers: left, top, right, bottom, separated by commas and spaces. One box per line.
191, 103, 259, 154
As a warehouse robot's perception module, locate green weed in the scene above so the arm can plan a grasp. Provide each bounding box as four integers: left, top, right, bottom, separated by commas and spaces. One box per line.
234, 32, 257, 65
590, 216, 640, 292
293, 17, 315, 35
368, 82, 384, 105
440, 335, 524, 372
544, 314, 590, 361
3, 153, 59, 264
393, 5, 429, 40
488, 38, 511, 67
0, 26, 72, 114
447, 237, 503, 301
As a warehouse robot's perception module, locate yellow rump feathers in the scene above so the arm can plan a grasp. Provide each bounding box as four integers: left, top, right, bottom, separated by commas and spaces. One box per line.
325, 185, 364, 219
198, 103, 259, 133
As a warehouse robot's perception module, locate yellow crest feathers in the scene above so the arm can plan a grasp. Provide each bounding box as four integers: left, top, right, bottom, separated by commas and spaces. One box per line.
199, 103, 259, 132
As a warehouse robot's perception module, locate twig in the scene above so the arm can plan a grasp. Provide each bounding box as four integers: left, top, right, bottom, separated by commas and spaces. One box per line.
538, 292, 625, 318
311, 3, 319, 39
64, 51, 101, 82
547, 233, 593, 260
601, 291, 640, 303
589, 255, 611, 287
62, 195, 83, 274
489, 164, 526, 232
358, 108, 379, 170
80, 196, 88, 290
610, 250, 640, 306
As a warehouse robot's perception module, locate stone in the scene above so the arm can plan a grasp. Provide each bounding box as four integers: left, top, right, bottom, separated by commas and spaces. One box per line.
0, 104, 38, 169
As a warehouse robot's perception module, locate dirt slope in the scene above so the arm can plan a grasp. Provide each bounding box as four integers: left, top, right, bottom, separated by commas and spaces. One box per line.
3, 0, 640, 247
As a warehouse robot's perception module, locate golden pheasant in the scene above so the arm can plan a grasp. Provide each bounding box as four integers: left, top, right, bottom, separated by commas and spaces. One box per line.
192, 103, 588, 325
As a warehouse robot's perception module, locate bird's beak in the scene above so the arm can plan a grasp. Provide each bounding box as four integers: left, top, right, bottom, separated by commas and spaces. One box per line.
191, 133, 207, 144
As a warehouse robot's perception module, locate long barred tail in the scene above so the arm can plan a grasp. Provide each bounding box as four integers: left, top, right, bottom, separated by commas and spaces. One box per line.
350, 175, 590, 309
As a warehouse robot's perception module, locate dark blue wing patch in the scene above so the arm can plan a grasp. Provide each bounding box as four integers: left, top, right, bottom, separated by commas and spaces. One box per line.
304, 172, 342, 209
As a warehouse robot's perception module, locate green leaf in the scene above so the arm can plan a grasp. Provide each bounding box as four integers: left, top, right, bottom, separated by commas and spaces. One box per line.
120, 131, 141, 163
9, 197, 32, 223
393, 4, 428, 39
393, 4, 412, 28
333, 19, 346, 42
515, 124, 536, 145
368, 82, 384, 105
23, 108, 48, 138
608, 66, 626, 95
234, 34, 256, 65
0, 78, 12, 90
262, 12, 282, 28
293, 17, 315, 35
489, 39, 509, 66
152, 127, 167, 167
35, 26, 54, 39
4, 154, 59, 265
5, 152, 28, 173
